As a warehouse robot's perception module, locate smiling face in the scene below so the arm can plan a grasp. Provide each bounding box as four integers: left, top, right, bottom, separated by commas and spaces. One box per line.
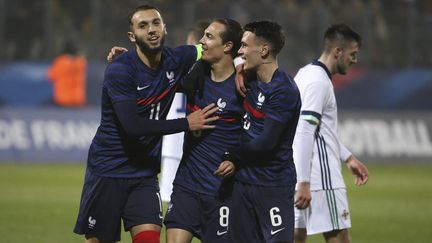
199, 22, 227, 63
336, 40, 359, 75
128, 9, 166, 54
237, 31, 263, 71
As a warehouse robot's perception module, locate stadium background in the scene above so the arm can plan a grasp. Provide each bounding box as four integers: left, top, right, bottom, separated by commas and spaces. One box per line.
0, 0, 431, 242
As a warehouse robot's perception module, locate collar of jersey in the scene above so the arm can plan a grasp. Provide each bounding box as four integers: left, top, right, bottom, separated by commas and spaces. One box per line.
311, 59, 332, 80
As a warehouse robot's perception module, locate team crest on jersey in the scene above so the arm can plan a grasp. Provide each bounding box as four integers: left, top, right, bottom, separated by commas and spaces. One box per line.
166, 71, 175, 85
341, 209, 350, 220
217, 98, 227, 111
88, 216, 96, 229
257, 92, 265, 107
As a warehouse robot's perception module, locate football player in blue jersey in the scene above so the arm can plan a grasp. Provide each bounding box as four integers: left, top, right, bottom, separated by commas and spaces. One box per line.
73, 5, 219, 243
159, 19, 211, 203
221, 21, 301, 243
164, 18, 244, 243
106, 17, 250, 243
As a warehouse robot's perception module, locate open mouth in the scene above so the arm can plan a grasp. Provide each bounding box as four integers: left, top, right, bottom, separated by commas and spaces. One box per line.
148, 36, 159, 44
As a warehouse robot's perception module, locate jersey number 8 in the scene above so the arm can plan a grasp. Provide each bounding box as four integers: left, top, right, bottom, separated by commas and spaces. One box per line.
219, 206, 229, 227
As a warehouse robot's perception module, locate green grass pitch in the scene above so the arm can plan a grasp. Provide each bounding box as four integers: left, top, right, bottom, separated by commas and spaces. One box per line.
1, 163, 431, 243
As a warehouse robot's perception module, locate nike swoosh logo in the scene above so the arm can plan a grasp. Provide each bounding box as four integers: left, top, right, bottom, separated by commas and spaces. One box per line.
137, 85, 151, 91
216, 230, 227, 236
270, 227, 285, 235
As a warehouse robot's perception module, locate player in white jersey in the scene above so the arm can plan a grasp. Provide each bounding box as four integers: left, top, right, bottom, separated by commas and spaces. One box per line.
293, 24, 369, 243
160, 20, 210, 202
160, 93, 187, 201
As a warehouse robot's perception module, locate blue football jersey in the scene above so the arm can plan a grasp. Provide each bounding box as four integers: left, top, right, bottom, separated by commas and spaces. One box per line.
235, 69, 301, 186
173, 74, 243, 196
88, 45, 198, 178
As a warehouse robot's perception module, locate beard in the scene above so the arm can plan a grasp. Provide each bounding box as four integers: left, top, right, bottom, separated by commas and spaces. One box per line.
336, 58, 348, 75
135, 34, 166, 55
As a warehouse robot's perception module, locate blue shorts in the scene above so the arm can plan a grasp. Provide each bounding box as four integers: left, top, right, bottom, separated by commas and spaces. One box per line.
230, 180, 295, 243
164, 185, 233, 243
73, 169, 162, 242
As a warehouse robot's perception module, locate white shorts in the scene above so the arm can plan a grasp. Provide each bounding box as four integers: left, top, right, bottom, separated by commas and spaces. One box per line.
295, 188, 351, 235
159, 156, 181, 202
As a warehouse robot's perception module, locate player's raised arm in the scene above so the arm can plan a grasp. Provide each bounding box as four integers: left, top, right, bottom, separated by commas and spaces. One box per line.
180, 59, 207, 98
107, 46, 128, 62
234, 56, 248, 97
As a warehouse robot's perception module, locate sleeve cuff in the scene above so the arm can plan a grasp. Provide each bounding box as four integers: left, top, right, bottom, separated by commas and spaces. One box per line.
234, 56, 245, 67
340, 143, 352, 162
195, 44, 203, 61
300, 110, 321, 125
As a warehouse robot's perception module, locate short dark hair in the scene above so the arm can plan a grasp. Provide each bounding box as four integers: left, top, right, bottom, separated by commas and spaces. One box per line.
323, 24, 362, 53
243, 21, 285, 55
212, 18, 244, 58
128, 5, 161, 27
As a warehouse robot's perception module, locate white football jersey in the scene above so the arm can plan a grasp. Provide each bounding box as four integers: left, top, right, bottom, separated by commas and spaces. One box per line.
162, 93, 186, 159
293, 61, 346, 190
160, 93, 185, 201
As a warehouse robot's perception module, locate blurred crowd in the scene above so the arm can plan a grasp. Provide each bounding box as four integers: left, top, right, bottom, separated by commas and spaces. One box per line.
2, 0, 432, 69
